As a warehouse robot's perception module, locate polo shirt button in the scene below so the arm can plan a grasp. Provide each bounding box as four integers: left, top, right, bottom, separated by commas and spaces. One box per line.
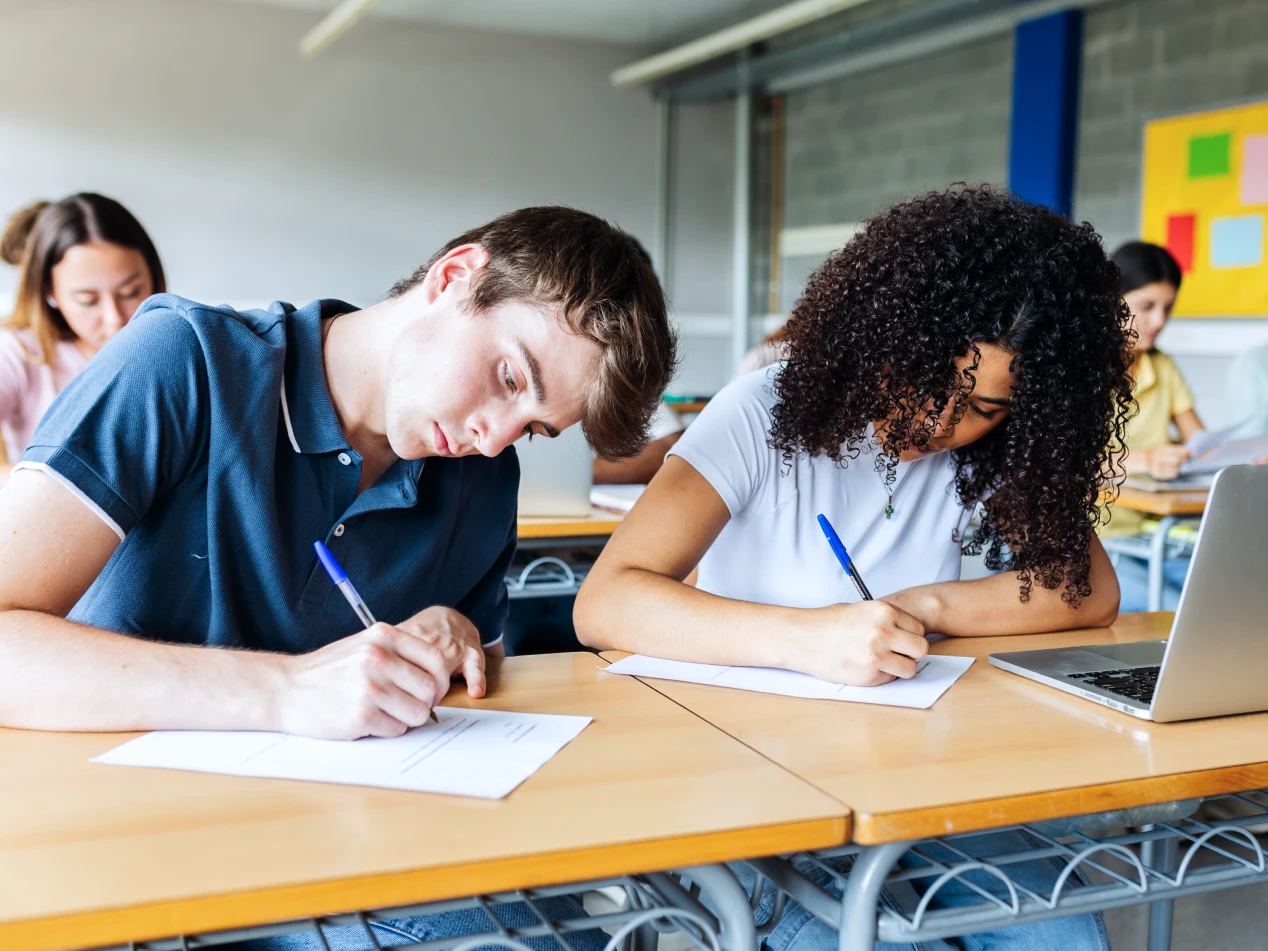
337, 452, 352, 466
333, 524, 345, 537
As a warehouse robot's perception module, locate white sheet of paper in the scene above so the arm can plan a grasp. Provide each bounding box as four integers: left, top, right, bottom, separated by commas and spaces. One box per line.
1182, 434, 1268, 475
1185, 422, 1240, 459
92, 707, 591, 799
605, 654, 973, 709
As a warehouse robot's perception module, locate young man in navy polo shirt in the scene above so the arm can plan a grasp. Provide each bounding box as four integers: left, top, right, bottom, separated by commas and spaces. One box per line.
0, 206, 675, 744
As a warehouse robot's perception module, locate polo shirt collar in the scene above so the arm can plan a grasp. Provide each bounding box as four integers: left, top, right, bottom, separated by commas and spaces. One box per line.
279, 299, 358, 455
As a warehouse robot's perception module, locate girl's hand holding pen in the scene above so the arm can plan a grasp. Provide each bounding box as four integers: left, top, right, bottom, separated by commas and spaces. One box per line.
791, 601, 928, 687
808, 512, 927, 685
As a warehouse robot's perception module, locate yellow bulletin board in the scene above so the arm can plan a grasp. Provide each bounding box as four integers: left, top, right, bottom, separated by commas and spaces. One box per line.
1141, 99, 1268, 317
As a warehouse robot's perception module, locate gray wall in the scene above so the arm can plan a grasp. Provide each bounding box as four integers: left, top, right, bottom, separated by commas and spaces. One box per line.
1076, 0, 1268, 426
0, 0, 735, 391
782, 34, 1013, 229
769, 0, 1268, 423
776, 33, 1013, 312
1074, 0, 1268, 250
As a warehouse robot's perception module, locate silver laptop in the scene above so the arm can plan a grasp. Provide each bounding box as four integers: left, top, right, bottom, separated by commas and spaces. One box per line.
515, 424, 594, 517
990, 465, 1268, 722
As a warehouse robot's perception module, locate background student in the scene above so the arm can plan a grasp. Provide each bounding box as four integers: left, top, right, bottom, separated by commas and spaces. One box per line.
736, 321, 790, 377
593, 237, 683, 485
1227, 339, 1268, 439
576, 186, 1129, 951
1100, 241, 1203, 611
0, 194, 164, 479
593, 402, 682, 484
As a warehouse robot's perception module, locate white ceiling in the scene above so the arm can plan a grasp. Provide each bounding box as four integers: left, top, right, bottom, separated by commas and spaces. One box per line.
218, 0, 789, 47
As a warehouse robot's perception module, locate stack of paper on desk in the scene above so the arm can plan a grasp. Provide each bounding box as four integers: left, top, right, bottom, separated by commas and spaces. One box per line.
605, 655, 973, 709
93, 707, 591, 799
589, 484, 645, 514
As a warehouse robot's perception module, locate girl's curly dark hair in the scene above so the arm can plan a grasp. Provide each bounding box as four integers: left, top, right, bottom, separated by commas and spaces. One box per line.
770, 185, 1134, 606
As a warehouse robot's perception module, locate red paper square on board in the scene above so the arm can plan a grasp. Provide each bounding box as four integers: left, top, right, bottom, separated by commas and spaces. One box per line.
1166, 214, 1196, 272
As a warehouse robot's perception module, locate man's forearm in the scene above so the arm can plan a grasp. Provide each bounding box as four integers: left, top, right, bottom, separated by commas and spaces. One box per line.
0, 610, 284, 732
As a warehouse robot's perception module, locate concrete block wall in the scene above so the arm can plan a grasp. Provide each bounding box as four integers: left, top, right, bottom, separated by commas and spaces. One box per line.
1075, 0, 1268, 425
775, 33, 1013, 312
770, 0, 1268, 421
782, 34, 1014, 230
1074, 0, 1268, 251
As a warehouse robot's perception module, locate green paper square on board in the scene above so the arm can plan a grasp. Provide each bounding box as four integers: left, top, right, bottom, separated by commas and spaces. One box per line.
1189, 133, 1231, 178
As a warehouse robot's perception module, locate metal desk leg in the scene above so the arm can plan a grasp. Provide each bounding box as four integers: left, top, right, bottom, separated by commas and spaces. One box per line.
1142, 827, 1180, 951
1147, 515, 1177, 613
647, 864, 757, 951
838, 842, 910, 951
683, 864, 759, 951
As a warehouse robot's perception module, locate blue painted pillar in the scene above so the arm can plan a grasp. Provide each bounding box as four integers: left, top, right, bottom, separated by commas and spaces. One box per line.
1008, 9, 1083, 216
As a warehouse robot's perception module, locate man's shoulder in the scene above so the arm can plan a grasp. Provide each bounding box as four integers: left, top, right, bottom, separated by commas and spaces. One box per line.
132, 295, 288, 340
119, 296, 295, 378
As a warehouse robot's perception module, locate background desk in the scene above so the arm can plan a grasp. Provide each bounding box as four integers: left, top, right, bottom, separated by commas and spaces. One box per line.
511, 510, 624, 603
1107, 488, 1209, 611
0, 653, 844, 951
517, 509, 623, 548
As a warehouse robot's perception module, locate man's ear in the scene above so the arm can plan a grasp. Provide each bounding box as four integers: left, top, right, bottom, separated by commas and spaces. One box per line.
418, 244, 491, 305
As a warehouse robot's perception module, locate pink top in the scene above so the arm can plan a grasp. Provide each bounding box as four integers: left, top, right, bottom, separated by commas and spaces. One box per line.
0, 328, 91, 461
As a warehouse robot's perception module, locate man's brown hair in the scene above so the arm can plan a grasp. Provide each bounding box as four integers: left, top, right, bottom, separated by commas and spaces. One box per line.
390, 206, 677, 460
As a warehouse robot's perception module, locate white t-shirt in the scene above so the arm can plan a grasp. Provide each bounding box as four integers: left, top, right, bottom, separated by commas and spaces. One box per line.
668, 367, 974, 609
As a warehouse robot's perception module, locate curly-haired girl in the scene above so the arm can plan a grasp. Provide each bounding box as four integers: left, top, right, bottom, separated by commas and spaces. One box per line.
575, 185, 1132, 951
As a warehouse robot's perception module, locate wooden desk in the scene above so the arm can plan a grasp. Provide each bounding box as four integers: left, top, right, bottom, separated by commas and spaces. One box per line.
517, 508, 623, 542
0, 653, 845, 951
605, 613, 1268, 845
1111, 486, 1209, 517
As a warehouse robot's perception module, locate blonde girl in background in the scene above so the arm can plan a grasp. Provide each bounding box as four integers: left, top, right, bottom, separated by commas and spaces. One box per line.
0, 194, 165, 477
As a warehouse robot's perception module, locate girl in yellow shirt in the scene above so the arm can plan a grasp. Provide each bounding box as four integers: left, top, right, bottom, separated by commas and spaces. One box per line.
1107, 241, 1204, 609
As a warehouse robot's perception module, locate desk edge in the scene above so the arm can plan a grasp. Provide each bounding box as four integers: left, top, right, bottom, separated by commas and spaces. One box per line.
2, 816, 847, 951
852, 761, 1268, 844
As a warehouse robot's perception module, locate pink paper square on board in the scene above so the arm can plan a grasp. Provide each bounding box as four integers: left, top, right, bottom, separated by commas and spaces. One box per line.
1241, 134, 1268, 206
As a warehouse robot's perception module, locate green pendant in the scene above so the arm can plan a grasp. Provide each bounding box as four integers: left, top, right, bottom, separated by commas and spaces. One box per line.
884, 497, 894, 519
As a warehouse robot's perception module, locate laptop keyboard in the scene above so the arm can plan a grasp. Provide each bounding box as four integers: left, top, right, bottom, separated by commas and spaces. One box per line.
1067, 666, 1160, 705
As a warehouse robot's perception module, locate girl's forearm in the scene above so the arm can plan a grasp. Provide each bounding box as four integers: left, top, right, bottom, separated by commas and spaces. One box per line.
884, 546, 1119, 637
575, 566, 805, 669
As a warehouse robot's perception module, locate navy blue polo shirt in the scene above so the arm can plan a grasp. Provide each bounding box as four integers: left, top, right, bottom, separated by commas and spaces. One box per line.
20, 295, 518, 652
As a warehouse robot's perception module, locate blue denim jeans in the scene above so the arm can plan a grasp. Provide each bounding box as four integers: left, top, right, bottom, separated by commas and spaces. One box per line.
729, 830, 1109, 951
1113, 552, 1192, 613
227, 895, 607, 951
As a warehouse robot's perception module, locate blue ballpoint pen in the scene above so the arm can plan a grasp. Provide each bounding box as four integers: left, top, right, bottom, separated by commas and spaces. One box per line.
816, 514, 874, 602
313, 540, 440, 723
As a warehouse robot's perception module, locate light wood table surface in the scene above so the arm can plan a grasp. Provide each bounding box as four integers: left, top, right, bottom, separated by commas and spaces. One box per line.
1109, 486, 1209, 517
0, 653, 845, 951
517, 508, 623, 540
605, 613, 1268, 845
